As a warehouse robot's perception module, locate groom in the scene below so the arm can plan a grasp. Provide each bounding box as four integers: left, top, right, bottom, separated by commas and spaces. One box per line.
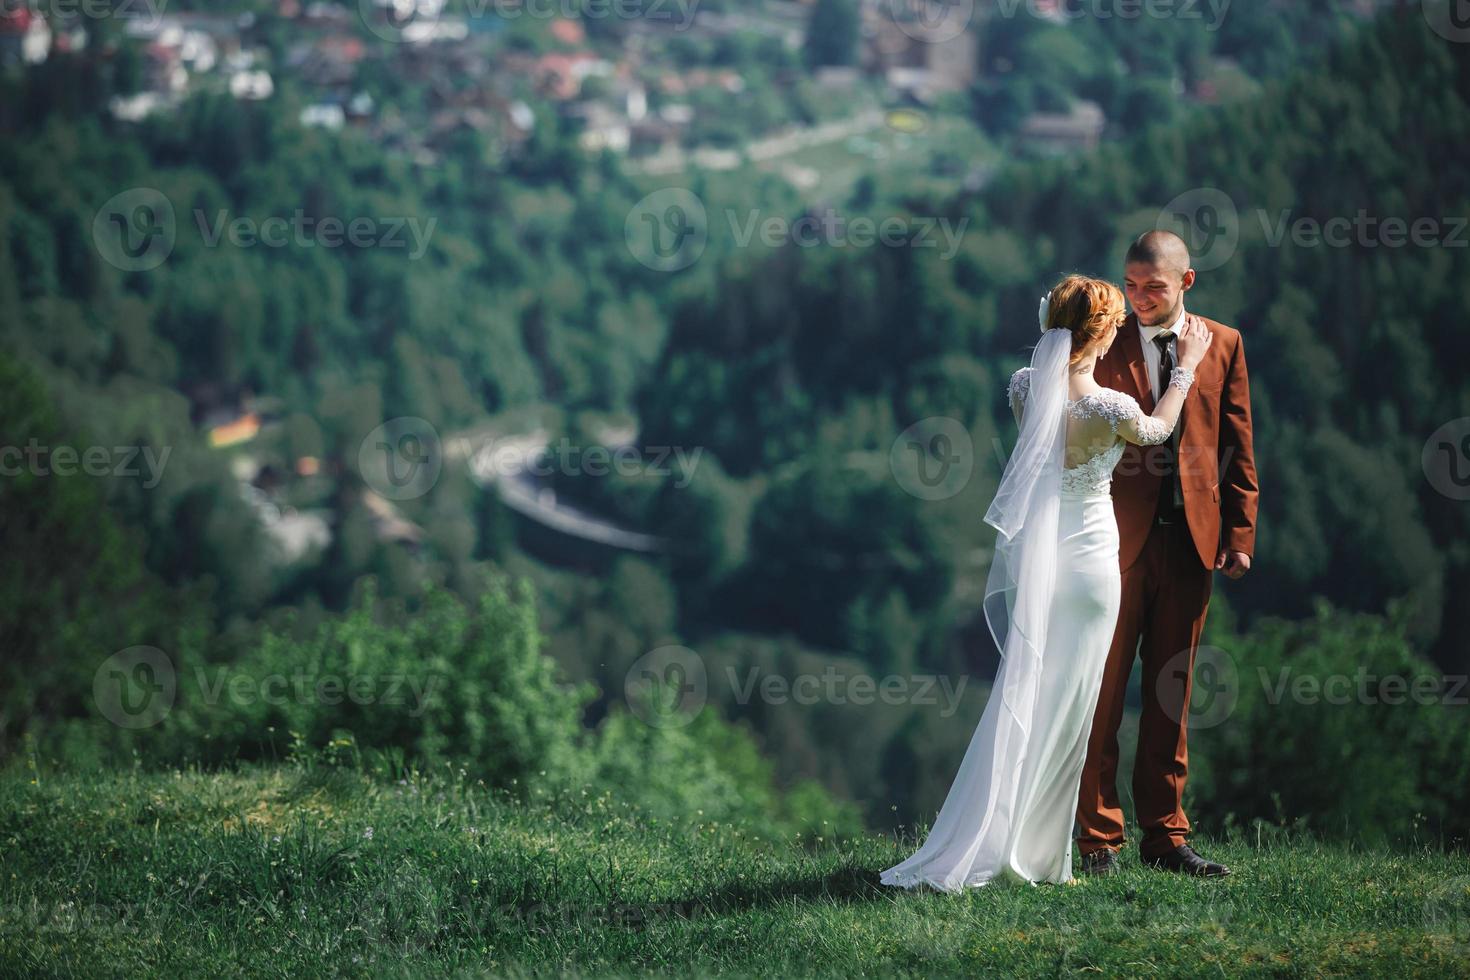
1075, 230, 1258, 877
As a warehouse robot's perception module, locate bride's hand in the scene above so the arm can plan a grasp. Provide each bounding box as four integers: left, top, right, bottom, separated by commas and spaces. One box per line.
1174, 316, 1212, 370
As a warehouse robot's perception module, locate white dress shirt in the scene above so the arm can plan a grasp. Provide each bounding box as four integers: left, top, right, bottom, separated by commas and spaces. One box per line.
1139, 305, 1186, 401
1138, 306, 1187, 508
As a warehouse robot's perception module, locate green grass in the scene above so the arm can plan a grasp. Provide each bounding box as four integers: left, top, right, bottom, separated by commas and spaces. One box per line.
3, 765, 1468, 977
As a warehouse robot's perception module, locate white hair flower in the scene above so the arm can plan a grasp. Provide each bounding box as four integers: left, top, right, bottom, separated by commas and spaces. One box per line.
1037, 292, 1051, 333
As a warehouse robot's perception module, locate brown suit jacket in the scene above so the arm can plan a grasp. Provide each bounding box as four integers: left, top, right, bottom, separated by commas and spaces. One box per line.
1098, 312, 1259, 571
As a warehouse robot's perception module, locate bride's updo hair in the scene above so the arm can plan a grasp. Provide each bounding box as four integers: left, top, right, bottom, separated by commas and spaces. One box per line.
1043, 274, 1126, 365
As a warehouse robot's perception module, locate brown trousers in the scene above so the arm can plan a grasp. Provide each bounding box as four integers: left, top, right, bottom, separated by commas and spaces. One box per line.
1075, 517, 1213, 858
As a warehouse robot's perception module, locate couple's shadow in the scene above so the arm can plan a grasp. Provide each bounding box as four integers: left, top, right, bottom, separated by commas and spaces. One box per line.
662, 865, 891, 919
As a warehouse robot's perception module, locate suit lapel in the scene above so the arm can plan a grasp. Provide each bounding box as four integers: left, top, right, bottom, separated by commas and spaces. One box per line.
1114, 314, 1154, 412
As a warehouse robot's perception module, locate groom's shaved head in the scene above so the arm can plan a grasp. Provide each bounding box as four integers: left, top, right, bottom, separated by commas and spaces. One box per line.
1126, 231, 1192, 278
1123, 230, 1196, 327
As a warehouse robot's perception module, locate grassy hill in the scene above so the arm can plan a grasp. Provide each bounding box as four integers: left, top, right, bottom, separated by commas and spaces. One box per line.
4, 764, 1468, 977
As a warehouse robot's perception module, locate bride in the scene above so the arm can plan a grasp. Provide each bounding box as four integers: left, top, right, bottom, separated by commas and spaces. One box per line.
882, 274, 1211, 890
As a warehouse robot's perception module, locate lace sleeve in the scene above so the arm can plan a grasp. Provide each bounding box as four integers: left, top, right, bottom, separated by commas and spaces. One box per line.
1006, 367, 1032, 424
1093, 389, 1174, 446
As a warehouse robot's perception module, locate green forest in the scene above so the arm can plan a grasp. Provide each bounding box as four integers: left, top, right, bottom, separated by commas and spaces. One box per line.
2, 0, 1469, 865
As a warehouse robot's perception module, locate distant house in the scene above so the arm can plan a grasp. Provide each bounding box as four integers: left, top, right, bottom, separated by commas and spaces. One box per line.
568, 101, 631, 154
629, 118, 681, 159
549, 18, 585, 47
230, 70, 274, 100
813, 66, 861, 89
301, 102, 347, 129
112, 89, 181, 121
531, 51, 609, 100
1019, 100, 1106, 154
292, 34, 366, 87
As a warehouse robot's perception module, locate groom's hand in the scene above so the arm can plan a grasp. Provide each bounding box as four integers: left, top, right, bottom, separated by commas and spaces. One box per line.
1215, 548, 1251, 579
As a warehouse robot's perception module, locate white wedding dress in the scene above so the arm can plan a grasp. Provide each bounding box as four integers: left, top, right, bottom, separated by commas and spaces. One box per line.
881, 334, 1177, 891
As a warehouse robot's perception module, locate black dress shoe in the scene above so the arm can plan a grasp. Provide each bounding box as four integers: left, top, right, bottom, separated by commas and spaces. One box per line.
1143, 844, 1230, 877
1080, 848, 1120, 876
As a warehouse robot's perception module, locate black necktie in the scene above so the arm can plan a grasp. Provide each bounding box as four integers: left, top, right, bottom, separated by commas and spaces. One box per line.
1153, 333, 1181, 511
1153, 333, 1174, 402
